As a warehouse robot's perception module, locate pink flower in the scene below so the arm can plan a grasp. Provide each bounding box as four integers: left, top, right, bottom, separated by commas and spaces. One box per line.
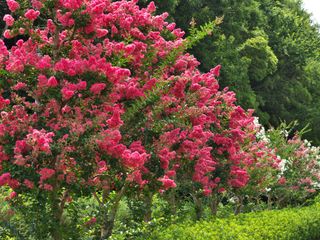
90, 83, 106, 95
47, 76, 58, 87
107, 108, 123, 128
130, 141, 146, 153
167, 23, 176, 31
127, 170, 148, 186
91, 2, 106, 14
0, 173, 11, 186
47, 19, 56, 32
123, 81, 144, 99
12, 82, 27, 91
61, 88, 75, 100
38, 74, 48, 87
56, 10, 74, 27
122, 150, 148, 169
43, 184, 53, 191
96, 29, 108, 38
6, 0, 20, 12
14, 140, 28, 154
39, 168, 55, 181
158, 148, 176, 170
166, 170, 176, 177
306, 189, 316, 193
24, 179, 34, 189
36, 55, 51, 69
0, 96, 10, 110
0, 146, 9, 161
278, 177, 286, 185
62, 105, 72, 113
3, 14, 14, 26
19, 28, 25, 34
147, 2, 156, 13
174, 59, 188, 71
3, 29, 12, 39
211, 64, 221, 77
203, 188, 212, 196
26, 129, 54, 153
77, 81, 87, 90
9, 191, 17, 199
31, 0, 43, 9
8, 179, 20, 189
159, 176, 176, 190
172, 28, 185, 38
24, 9, 40, 21
60, 0, 82, 10
0, 0, 289, 216
97, 161, 108, 174
228, 167, 249, 188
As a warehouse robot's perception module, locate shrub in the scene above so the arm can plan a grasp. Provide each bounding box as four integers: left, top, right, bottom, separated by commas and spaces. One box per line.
152, 203, 320, 240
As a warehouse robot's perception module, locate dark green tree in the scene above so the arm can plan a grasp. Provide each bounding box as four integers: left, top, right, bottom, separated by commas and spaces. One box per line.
0, 0, 8, 34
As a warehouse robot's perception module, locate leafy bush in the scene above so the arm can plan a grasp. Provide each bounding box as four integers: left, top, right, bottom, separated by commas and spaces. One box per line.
151, 203, 320, 240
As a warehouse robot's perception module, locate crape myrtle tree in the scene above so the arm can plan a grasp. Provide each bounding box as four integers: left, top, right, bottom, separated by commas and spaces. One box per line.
264, 123, 320, 207
0, 0, 281, 239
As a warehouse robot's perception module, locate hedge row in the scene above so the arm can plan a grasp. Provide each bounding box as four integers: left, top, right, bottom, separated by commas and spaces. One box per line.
150, 203, 320, 240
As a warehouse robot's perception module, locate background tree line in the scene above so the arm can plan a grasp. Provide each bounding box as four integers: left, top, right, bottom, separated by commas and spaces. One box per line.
138, 0, 320, 144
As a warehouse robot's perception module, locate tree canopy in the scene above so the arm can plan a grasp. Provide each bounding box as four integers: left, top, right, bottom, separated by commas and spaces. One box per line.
139, 0, 320, 144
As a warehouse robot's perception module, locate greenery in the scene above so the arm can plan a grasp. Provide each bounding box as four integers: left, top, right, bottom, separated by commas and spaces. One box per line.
150, 202, 320, 240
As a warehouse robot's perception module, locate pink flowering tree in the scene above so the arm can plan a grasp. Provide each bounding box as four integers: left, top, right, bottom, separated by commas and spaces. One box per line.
229, 120, 281, 213
182, 107, 280, 216
145, 74, 281, 217
0, 0, 218, 238
157, 97, 259, 218
265, 124, 320, 207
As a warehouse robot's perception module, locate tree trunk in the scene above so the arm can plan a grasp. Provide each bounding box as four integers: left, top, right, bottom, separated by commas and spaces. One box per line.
276, 196, 286, 209
50, 190, 69, 240
267, 194, 272, 209
100, 183, 128, 239
143, 192, 153, 222
234, 195, 243, 215
168, 190, 177, 216
210, 195, 219, 216
192, 195, 203, 220
100, 209, 117, 240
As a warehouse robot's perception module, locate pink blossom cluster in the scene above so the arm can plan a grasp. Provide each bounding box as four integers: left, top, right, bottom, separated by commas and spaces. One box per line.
6, 0, 19, 12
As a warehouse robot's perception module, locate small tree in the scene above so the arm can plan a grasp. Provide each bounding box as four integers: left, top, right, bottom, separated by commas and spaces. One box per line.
266, 123, 320, 207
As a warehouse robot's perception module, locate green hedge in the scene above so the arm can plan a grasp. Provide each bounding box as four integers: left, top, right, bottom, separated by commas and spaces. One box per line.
150, 203, 320, 240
